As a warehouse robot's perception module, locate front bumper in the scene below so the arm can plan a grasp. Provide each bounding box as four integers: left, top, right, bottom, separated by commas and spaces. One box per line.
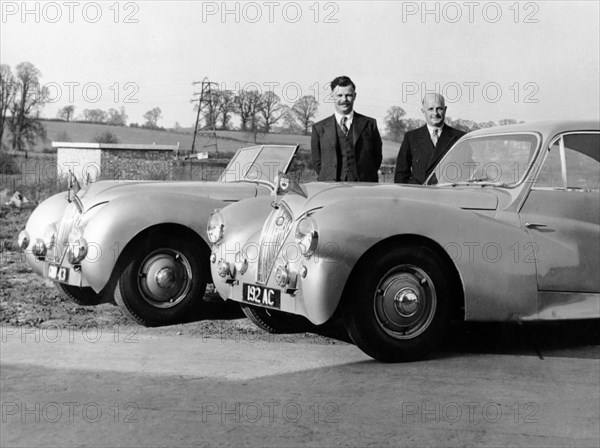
210, 242, 346, 325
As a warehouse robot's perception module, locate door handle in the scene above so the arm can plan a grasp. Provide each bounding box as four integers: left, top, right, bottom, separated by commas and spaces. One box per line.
525, 222, 547, 228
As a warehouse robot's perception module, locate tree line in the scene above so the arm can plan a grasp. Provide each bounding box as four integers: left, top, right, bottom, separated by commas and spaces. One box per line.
1, 61, 521, 153
193, 89, 319, 137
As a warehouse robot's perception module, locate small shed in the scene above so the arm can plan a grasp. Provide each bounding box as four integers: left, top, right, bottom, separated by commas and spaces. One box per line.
52, 142, 180, 183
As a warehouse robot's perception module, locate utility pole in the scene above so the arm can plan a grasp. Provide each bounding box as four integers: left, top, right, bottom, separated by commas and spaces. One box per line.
191, 79, 219, 156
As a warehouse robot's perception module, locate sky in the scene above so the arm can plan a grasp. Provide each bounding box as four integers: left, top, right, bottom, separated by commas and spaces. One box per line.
2, 0, 599, 129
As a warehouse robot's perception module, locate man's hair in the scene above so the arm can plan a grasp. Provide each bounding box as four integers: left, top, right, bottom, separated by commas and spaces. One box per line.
330, 76, 356, 91
421, 93, 446, 107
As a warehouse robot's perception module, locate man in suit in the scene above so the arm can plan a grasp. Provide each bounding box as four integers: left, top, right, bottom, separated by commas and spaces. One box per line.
311, 76, 382, 182
394, 93, 465, 184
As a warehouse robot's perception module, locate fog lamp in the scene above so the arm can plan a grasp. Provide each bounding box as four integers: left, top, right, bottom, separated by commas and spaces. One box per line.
18, 230, 30, 251
217, 259, 233, 278
275, 265, 290, 287
67, 238, 88, 264
32, 238, 46, 257
235, 254, 248, 275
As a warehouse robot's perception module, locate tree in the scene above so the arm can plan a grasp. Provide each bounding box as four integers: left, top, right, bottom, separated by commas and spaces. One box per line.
57, 105, 75, 122
280, 105, 302, 134
291, 96, 319, 135
499, 118, 518, 126
447, 117, 478, 133
7, 62, 48, 152
81, 108, 107, 123
0, 64, 16, 147
107, 107, 128, 126
384, 106, 408, 142
258, 91, 285, 133
214, 90, 236, 130
234, 90, 263, 132
143, 107, 162, 129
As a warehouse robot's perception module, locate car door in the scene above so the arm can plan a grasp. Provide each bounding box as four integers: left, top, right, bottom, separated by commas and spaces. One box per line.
519, 132, 599, 303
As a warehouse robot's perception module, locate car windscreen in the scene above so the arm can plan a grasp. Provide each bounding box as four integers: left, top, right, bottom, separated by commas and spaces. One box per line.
427, 133, 539, 186
219, 145, 297, 184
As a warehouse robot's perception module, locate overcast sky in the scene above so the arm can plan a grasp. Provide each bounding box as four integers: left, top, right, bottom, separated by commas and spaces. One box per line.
2, 1, 599, 128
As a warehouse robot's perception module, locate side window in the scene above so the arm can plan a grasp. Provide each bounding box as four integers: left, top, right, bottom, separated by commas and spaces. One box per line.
564, 134, 600, 190
535, 143, 562, 188
534, 133, 600, 190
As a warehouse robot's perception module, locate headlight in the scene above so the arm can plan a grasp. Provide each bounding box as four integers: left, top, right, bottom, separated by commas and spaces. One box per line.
67, 226, 87, 264
207, 210, 225, 244
295, 217, 318, 256
43, 224, 58, 250
67, 238, 88, 264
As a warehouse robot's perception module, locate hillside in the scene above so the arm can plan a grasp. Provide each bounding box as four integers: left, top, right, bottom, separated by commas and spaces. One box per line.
30, 120, 399, 160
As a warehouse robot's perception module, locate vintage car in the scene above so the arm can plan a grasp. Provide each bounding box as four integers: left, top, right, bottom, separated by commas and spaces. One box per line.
208, 121, 599, 362
18, 144, 298, 326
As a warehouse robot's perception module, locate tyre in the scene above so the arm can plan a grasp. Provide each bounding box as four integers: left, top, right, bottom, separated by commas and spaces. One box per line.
57, 283, 103, 306
114, 234, 208, 327
343, 245, 451, 362
241, 304, 310, 334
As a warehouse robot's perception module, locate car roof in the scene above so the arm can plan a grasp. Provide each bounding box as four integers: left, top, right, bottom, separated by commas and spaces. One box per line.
464, 120, 600, 138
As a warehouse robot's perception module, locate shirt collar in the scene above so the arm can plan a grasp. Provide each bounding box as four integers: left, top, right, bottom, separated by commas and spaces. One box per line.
335, 110, 354, 126
427, 124, 444, 136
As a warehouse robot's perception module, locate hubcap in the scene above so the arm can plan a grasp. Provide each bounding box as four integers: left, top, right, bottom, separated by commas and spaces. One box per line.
394, 288, 419, 317
138, 249, 193, 308
155, 267, 176, 289
374, 265, 436, 339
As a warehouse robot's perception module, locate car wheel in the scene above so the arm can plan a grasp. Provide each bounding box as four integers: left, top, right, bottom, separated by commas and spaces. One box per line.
57, 283, 103, 306
343, 245, 450, 362
241, 304, 310, 334
114, 234, 207, 327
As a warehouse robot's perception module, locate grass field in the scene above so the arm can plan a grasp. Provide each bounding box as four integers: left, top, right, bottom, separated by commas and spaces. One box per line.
31, 120, 400, 161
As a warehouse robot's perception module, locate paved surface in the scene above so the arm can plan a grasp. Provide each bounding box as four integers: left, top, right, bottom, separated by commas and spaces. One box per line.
1, 325, 599, 448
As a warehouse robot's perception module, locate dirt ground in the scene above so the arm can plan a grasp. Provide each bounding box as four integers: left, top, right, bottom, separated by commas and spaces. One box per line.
0, 205, 350, 344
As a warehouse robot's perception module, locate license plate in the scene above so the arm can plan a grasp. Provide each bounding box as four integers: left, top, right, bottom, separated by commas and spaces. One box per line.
48, 264, 69, 282
242, 283, 281, 309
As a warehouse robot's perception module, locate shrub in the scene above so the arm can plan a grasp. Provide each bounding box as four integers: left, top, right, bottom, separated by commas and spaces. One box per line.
92, 131, 119, 144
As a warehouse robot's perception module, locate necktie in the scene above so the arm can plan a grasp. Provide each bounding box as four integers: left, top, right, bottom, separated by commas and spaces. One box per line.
432, 129, 439, 146
340, 116, 348, 136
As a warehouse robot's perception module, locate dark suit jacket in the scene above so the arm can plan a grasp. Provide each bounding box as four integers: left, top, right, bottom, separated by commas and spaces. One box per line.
394, 124, 465, 184
311, 113, 383, 182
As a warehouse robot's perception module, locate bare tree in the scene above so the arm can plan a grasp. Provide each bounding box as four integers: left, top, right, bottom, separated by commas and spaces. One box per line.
291, 95, 319, 135
7, 62, 48, 153
234, 90, 263, 132
280, 105, 302, 134
57, 105, 75, 122
0, 64, 16, 147
214, 90, 236, 130
258, 91, 285, 133
143, 107, 162, 129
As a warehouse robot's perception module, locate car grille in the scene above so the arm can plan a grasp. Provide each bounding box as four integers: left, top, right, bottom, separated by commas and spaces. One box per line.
49, 202, 81, 263
256, 203, 293, 284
